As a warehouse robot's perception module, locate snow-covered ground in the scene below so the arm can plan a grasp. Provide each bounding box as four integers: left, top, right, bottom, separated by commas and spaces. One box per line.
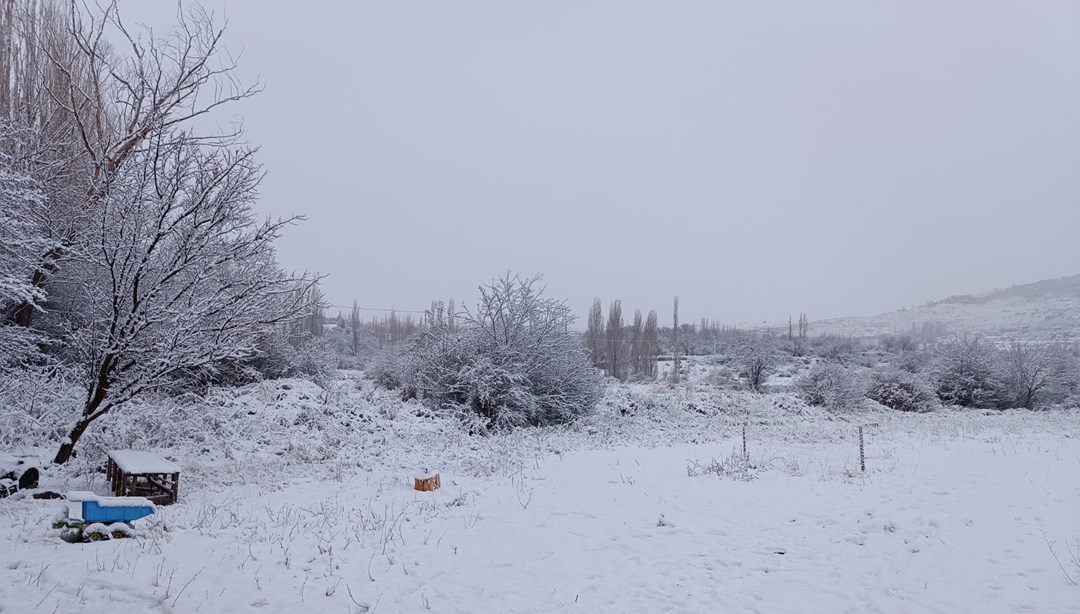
1, 377, 1078, 613
807, 274, 1080, 344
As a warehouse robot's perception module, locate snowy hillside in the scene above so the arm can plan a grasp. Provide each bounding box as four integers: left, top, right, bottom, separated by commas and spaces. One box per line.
810, 274, 1080, 343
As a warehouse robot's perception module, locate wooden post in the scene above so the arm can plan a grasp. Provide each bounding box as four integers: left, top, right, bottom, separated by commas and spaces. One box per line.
858, 426, 865, 473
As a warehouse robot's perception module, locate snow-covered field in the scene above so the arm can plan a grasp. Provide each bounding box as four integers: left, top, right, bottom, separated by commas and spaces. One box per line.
1, 377, 1078, 613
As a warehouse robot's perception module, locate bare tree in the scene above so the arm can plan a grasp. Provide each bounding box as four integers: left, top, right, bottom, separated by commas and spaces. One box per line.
53, 131, 315, 464
348, 300, 361, 356
8, 0, 262, 328
284, 282, 325, 344
733, 329, 778, 392
585, 297, 604, 370
999, 341, 1076, 409
605, 300, 624, 380
628, 309, 644, 377
672, 296, 680, 383
642, 310, 659, 379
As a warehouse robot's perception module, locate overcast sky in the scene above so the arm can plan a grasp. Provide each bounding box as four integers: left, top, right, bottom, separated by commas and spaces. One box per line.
126, 1, 1080, 326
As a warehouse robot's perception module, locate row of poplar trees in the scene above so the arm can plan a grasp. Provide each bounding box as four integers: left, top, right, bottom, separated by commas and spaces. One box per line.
585, 299, 660, 381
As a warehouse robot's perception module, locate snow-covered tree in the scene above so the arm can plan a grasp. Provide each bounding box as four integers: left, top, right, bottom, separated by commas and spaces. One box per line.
5, 0, 261, 329
733, 329, 779, 392
932, 335, 1001, 408
410, 273, 602, 427
52, 134, 315, 464
0, 155, 53, 368
998, 341, 1076, 409
0, 160, 46, 309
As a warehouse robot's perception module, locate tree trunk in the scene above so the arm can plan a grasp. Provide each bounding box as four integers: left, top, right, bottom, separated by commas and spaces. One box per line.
11, 250, 62, 327
53, 418, 94, 465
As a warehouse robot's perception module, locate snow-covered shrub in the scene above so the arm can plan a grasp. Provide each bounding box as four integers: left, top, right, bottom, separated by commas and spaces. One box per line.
932, 335, 1002, 408
704, 365, 738, 388
687, 448, 760, 482
997, 342, 1078, 410
367, 344, 417, 397
0, 366, 81, 448
1062, 393, 1080, 411
243, 332, 337, 382
865, 367, 938, 413
410, 273, 602, 427
796, 361, 865, 412
811, 335, 861, 364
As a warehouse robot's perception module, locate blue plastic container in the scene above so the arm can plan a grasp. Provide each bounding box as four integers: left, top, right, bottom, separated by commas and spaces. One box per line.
81, 500, 155, 523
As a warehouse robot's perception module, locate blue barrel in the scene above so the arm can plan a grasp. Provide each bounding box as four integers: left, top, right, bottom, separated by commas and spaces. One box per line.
81, 500, 155, 523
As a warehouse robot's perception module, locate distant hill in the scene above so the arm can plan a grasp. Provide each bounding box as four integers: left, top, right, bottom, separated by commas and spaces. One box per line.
811, 274, 1080, 344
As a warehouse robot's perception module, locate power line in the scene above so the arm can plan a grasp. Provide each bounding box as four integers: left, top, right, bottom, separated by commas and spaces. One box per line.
322, 304, 427, 315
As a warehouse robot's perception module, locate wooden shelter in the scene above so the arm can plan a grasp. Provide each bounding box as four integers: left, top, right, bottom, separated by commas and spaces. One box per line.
106, 450, 181, 505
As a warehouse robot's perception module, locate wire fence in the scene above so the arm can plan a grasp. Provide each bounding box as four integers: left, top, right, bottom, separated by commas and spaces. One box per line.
688, 420, 883, 481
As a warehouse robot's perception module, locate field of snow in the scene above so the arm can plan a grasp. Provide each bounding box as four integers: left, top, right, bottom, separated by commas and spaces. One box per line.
1, 377, 1078, 613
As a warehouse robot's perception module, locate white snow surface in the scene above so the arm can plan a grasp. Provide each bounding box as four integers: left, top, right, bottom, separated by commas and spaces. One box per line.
108, 449, 181, 474
66, 491, 156, 509
1, 374, 1078, 613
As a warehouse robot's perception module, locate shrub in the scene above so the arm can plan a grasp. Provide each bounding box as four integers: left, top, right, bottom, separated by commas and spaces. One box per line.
865, 367, 938, 412
367, 344, 416, 394
410, 273, 602, 427
796, 360, 864, 412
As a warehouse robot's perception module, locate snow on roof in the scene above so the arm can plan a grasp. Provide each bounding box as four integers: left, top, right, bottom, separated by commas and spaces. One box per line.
66, 491, 155, 508
107, 450, 180, 474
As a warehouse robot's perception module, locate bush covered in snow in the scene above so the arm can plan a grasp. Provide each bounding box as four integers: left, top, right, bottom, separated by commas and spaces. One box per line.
932, 335, 1002, 409
408, 273, 603, 427
732, 331, 780, 392
796, 361, 865, 412
367, 345, 418, 397
865, 367, 938, 413
0, 366, 81, 449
